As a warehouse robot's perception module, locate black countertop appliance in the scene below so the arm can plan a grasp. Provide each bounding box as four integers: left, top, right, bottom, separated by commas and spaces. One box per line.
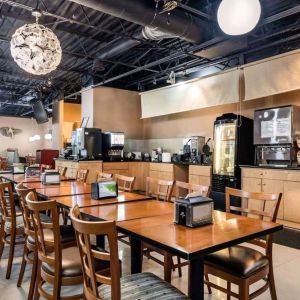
76, 128, 102, 160
102, 132, 125, 161
212, 113, 254, 193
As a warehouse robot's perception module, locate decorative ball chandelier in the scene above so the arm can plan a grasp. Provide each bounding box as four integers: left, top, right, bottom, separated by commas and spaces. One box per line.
217, 0, 262, 36
10, 10, 62, 75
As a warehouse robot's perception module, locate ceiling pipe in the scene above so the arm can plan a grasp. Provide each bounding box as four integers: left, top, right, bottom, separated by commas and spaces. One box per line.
66, 0, 209, 44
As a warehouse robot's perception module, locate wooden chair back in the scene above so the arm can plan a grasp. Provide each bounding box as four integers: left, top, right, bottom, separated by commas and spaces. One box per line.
0, 157, 8, 170
115, 174, 135, 192
0, 182, 16, 223
41, 164, 52, 172
146, 177, 174, 202
175, 181, 211, 199
25, 156, 36, 166
15, 183, 38, 239
70, 205, 121, 300
76, 169, 89, 183
25, 194, 61, 274
96, 171, 113, 181
225, 187, 282, 254
57, 166, 67, 176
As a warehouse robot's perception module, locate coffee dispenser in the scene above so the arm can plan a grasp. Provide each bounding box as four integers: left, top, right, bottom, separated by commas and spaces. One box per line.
102, 132, 125, 161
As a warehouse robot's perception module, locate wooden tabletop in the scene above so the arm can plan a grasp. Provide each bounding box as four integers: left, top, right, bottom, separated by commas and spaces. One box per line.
117, 210, 283, 259
24, 181, 80, 190
80, 200, 173, 222
53, 192, 152, 208
1, 173, 72, 183
36, 182, 91, 198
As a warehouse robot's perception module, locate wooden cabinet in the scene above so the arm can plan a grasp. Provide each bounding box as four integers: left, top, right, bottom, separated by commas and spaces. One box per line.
128, 162, 149, 191
189, 165, 211, 187
103, 162, 129, 177
241, 167, 300, 222
55, 159, 102, 183
283, 181, 300, 223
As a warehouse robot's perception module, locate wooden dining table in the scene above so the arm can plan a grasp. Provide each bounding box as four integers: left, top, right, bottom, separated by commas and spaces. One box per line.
34, 182, 91, 198
116, 210, 283, 300
80, 200, 173, 222
1, 173, 72, 184
52, 192, 152, 208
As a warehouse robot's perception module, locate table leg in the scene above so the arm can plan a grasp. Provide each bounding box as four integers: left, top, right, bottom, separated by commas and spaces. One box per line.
189, 257, 204, 300
96, 235, 105, 249
129, 237, 142, 274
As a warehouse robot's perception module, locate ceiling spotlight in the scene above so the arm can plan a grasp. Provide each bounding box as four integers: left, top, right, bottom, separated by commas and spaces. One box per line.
217, 0, 261, 36
44, 133, 52, 140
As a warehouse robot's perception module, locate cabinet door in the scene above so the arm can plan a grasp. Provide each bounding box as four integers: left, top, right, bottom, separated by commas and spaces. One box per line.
262, 179, 284, 220
242, 177, 262, 218
284, 181, 300, 223
189, 175, 200, 185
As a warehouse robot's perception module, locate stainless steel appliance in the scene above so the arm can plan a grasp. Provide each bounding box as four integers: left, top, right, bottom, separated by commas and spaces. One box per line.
102, 132, 125, 161
212, 114, 254, 193
190, 136, 205, 163
76, 128, 102, 160
254, 105, 300, 167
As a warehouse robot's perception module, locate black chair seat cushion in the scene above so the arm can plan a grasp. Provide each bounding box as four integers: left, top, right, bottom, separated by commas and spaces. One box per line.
204, 245, 269, 278
98, 272, 189, 300
28, 224, 75, 245
42, 246, 110, 278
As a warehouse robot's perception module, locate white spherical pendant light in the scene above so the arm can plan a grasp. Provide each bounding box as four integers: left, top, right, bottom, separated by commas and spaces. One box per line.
10, 10, 62, 75
217, 0, 262, 36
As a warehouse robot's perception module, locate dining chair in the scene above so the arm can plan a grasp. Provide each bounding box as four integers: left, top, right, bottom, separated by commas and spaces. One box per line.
25, 194, 83, 300
142, 177, 177, 282
76, 169, 89, 183
175, 181, 211, 199
40, 164, 52, 172
204, 187, 282, 300
15, 184, 43, 300
115, 174, 136, 245
70, 205, 189, 300
57, 166, 67, 176
145, 177, 174, 202
96, 171, 113, 181
115, 174, 136, 192
0, 181, 25, 279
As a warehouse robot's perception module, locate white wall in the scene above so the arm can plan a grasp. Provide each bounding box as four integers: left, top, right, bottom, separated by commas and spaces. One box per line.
0, 116, 53, 157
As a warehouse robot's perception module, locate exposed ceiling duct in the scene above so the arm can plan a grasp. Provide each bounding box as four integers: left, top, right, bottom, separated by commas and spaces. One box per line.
66, 0, 209, 44
97, 27, 176, 60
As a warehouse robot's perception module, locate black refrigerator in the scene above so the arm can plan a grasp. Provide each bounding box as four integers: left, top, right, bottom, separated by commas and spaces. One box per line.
212, 114, 254, 210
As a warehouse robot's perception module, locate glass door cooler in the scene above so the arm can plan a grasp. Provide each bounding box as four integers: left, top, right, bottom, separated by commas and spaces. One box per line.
212, 114, 254, 193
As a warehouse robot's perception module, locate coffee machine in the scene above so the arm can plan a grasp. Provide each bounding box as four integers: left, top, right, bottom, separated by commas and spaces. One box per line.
254, 105, 300, 167
102, 132, 125, 161
190, 136, 205, 164
76, 128, 102, 160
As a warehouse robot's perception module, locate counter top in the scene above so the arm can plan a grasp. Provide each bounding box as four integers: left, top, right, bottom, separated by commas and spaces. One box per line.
55, 158, 102, 162
240, 165, 300, 171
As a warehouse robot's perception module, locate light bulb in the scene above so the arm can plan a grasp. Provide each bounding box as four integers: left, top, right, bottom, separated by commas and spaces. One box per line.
29, 136, 35, 142
34, 134, 41, 141
44, 133, 52, 140
217, 0, 261, 36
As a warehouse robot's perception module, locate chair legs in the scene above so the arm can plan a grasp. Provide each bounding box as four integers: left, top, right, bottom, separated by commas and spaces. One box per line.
17, 243, 28, 287
205, 274, 212, 294
27, 249, 38, 300
6, 229, 16, 279
239, 282, 249, 300
268, 264, 278, 300
0, 219, 5, 259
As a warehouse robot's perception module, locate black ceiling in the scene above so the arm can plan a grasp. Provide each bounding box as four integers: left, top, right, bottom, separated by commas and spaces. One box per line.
1, 0, 300, 117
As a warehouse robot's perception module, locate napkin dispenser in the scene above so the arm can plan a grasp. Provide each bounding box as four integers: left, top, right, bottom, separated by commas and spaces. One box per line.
41, 171, 61, 185
25, 166, 41, 177
91, 180, 118, 200
175, 193, 213, 228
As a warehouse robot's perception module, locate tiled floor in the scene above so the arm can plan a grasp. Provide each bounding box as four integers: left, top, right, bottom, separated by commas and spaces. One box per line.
1, 242, 300, 299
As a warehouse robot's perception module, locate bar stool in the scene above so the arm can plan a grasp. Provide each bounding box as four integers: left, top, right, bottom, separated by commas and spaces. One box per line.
70, 205, 189, 300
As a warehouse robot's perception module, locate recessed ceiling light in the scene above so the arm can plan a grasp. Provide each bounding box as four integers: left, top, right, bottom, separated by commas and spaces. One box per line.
217, 0, 261, 36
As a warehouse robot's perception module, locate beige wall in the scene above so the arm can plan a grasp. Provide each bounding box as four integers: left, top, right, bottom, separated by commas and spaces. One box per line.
82, 87, 143, 139
0, 116, 52, 157
142, 90, 300, 140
